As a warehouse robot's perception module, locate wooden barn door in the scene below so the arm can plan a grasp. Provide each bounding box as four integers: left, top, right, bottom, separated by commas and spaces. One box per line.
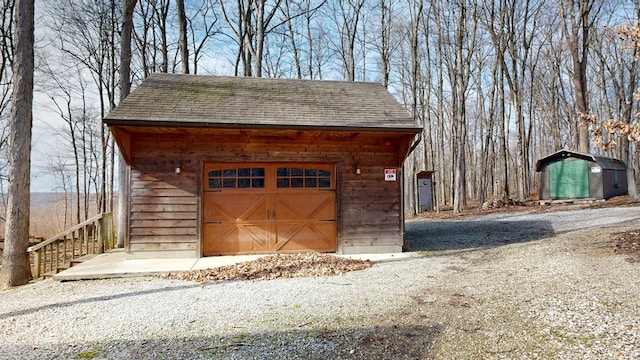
271, 166, 336, 252
202, 165, 269, 255
202, 163, 336, 256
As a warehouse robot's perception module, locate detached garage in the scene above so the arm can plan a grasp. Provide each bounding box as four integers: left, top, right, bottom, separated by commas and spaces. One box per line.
536, 150, 628, 201
104, 74, 421, 258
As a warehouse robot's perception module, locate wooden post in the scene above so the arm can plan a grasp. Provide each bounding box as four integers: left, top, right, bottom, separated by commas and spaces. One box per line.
104, 213, 114, 251
32, 251, 40, 278
97, 218, 104, 254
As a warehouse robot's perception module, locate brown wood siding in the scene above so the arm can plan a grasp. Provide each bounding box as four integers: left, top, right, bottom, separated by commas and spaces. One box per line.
339, 164, 402, 249
128, 129, 410, 254
128, 165, 198, 253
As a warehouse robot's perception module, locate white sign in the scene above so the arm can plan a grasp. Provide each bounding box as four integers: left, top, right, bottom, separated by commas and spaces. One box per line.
591, 166, 601, 173
384, 168, 397, 182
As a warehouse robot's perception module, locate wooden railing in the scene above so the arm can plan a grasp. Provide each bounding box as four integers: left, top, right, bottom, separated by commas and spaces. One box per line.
27, 212, 114, 278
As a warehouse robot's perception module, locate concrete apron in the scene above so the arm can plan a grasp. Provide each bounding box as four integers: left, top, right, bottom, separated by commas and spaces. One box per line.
52, 248, 415, 281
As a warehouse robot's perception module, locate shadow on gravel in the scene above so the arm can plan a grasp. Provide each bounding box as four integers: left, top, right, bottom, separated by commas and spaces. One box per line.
4, 323, 441, 360
405, 219, 555, 253
0, 283, 200, 320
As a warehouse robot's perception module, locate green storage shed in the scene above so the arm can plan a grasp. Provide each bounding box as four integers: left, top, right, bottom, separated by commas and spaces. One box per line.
536, 150, 628, 200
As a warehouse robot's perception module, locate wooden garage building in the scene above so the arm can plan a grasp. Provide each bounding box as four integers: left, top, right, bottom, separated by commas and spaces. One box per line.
104, 74, 421, 258
536, 150, 628, 201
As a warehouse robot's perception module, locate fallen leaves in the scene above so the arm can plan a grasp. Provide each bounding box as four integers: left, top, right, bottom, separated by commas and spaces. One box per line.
161, 252, 373, 283
611, 229, 640, 262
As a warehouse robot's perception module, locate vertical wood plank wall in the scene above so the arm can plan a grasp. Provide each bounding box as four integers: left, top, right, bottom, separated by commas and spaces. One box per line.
128, 129, 408, 256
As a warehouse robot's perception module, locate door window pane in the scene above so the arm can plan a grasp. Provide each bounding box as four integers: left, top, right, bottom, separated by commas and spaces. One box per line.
291, 178, 304, 188
319, 178, 331, 188
223, 178, 236, 188
238, 179, 251, 188
252, 178, 265, 188
277, 178, 290, 188
209, 178, 222, 188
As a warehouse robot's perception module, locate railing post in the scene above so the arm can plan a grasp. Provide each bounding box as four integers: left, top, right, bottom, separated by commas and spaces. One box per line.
97, 219, 104, 254
101, 213, 114, 251
32, 251, 41, 278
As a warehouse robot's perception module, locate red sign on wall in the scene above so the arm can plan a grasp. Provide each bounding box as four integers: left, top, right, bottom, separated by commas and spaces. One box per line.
384, 168, 397, 182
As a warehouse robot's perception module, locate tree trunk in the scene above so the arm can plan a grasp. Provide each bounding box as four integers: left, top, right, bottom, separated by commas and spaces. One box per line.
452, 4, 467, 213
176, 0, 189, 74
284, 0, 302, 79
498, 69, 509, 201
0, 0, 34, 288
116, 0, 137, 249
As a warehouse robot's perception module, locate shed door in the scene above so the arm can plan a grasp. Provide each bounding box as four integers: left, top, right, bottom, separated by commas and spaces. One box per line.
418, 178, 433, 212
549, 159, 589, 199
202, 163, 336, 256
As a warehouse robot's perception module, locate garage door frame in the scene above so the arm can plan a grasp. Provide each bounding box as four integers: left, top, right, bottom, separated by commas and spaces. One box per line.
202, 162, 337, 256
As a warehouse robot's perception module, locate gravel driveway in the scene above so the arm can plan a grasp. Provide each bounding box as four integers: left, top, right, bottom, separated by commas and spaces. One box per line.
1, 205, 640, 359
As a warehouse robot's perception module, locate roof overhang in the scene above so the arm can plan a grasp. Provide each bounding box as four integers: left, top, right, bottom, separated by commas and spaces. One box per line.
108, 123, 421, 167
104, 118, 423, 133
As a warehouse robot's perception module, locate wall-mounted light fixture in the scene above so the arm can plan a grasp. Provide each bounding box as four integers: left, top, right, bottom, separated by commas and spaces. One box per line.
355, 164, 361, 175
175, 166, 182, 174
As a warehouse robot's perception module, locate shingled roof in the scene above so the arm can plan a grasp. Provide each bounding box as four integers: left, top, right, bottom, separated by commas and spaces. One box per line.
535, 150, 627, 171
104, 73, 420, 132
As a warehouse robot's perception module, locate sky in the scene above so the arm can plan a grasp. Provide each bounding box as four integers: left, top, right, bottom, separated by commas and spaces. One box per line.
31, 94, 63, 192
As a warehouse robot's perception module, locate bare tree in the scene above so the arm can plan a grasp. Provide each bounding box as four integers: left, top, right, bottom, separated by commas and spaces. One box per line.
134, 0, 170, 75
326, 0, 365, 81
0, 0, 34, 288
377, 0, 393, 87
400, 0, 423, 215
41, 0, 120, 218
281, 0, 327, 79
482, 0, 542, 202
432, 0, 477, 213
176, 0, 189, 74
187, 0, 222, 74
219, 0, 284, 77
559, 0, 602, 153
47, 154, 73, 230
585, 7, 640, 201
